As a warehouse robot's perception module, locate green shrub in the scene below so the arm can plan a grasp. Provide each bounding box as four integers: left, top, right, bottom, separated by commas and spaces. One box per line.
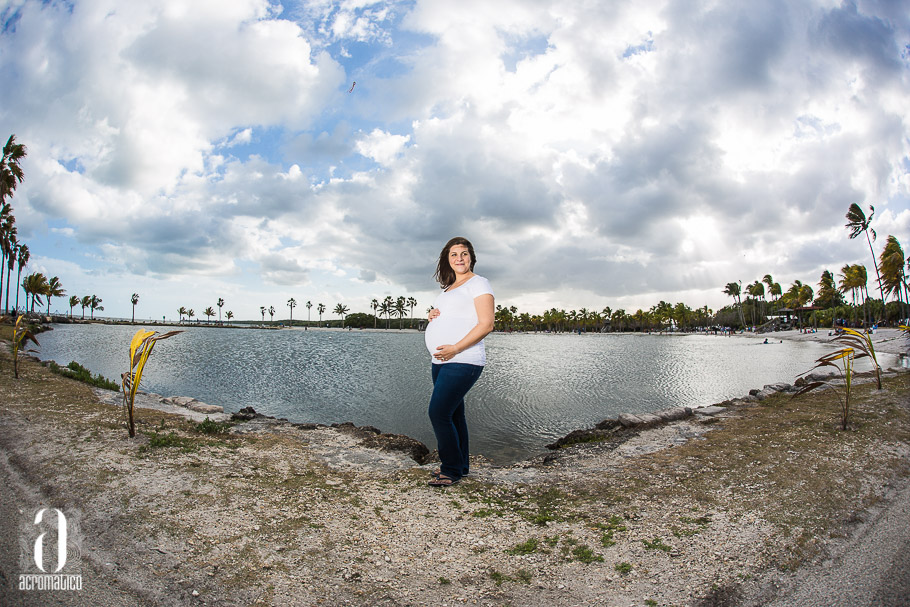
49, 360, 120, 390
194, 417, 232, 435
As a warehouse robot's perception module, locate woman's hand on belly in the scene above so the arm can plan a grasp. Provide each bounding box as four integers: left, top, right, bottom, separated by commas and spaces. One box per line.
433, 343, 459, 362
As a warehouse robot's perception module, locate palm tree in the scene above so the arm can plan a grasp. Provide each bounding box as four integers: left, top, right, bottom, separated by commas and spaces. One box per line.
317, 303, 325, 323
0, 135, 27, 203
217, 297, 225, 324
723, 282, 746, 329
90, 295, 103, 320
14, 242, 29, 312
178, 306, 187, 322
204, 306, 215, 322
46, 276, 64, 315
879, 235, 907, 319
762, 274, 775, 296
81, 295, 91, 320
395, 296, 407, 329
226, 310, 234, 324
815, 270, 841, 310
3, 231, 16, 313
845, 203, 886, 316
187, 308, 195, 323
22, 272, 47, 313
839, 264, 860, 325
260, 306, 266, 323
306, 300, 312, 324
381, 296, 393, 329
785, 281, 814, 327
0, 204, 14, 310
578, 307, 589, 332
334, 303, 349, 328
770, 282, 782, 310
68, 295, 79, 318
287, 297, 297, 326
131, 293, 139, 322
371, 298, 379, 329
268, 305, 275, 323
858, 264, 872, 326
745, 281, 763, 327
408, 297, 417, 326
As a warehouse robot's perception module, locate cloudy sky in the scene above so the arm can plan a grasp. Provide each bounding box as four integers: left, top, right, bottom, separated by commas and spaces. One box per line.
1, 0, 908, 321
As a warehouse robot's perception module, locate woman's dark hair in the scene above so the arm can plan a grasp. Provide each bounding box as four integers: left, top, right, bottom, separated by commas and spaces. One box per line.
434, 237, 476, 288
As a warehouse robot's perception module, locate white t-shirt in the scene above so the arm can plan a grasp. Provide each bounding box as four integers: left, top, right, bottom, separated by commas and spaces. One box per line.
424, 275, 494, 366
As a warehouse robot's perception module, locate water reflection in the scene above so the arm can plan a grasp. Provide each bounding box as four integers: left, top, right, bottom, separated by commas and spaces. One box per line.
36, 325, 896, 464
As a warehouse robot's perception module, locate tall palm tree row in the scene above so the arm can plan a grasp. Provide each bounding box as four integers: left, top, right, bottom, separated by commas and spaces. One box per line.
1, 135, 27, 315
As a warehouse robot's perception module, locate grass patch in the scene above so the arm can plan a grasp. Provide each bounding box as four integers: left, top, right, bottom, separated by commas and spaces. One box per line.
194, 417, 233, 435
571, 544, 604, 563
139, 431, 197, 452
48, 360, 120, 391
515, 569, 533, 584
595, 514, 627, 547
643, 537, 673, 552
615, 561, 632, 575
460, 484, 574, 524
489, 570, 509, 586
505, 537, 539, 556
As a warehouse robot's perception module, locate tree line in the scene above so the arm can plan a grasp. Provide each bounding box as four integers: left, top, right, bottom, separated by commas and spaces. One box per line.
721, 205, 908, 330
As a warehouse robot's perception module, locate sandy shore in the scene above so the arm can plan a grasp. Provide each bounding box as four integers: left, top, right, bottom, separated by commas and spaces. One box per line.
1, 336, 909, 606
747, 327, 909, 357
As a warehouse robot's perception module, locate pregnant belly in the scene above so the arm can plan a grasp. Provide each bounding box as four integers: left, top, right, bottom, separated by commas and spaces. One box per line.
425, 316, 475, 354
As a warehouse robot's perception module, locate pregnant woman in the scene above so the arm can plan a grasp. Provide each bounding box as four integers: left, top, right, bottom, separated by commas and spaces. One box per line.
424, 237, 495, 487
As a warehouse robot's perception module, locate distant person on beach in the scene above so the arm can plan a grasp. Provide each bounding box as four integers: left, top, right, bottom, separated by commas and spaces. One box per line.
423, 237, 495, 487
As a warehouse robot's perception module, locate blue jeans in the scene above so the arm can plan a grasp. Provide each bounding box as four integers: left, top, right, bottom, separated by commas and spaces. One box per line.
428, 363, 483, 481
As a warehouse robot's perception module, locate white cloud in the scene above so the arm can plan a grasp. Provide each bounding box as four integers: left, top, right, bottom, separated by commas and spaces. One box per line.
355, 128, 410, 166
2, 0, 908, 319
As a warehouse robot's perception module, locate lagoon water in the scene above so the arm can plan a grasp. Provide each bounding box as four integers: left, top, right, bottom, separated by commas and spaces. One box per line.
35, 324, 895, 464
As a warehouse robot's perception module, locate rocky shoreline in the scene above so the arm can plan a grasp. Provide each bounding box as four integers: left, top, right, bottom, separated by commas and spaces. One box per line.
89, 352, 903, 474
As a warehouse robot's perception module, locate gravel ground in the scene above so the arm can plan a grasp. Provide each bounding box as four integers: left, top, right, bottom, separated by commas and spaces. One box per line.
745, 478, 910, 606
1, 335, 908, 606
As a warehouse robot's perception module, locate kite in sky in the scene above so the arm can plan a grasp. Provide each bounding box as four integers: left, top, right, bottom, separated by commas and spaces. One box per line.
348, 81, 356, 93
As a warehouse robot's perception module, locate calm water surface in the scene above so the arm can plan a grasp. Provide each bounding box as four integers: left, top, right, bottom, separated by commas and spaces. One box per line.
35, 324, 894, 464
